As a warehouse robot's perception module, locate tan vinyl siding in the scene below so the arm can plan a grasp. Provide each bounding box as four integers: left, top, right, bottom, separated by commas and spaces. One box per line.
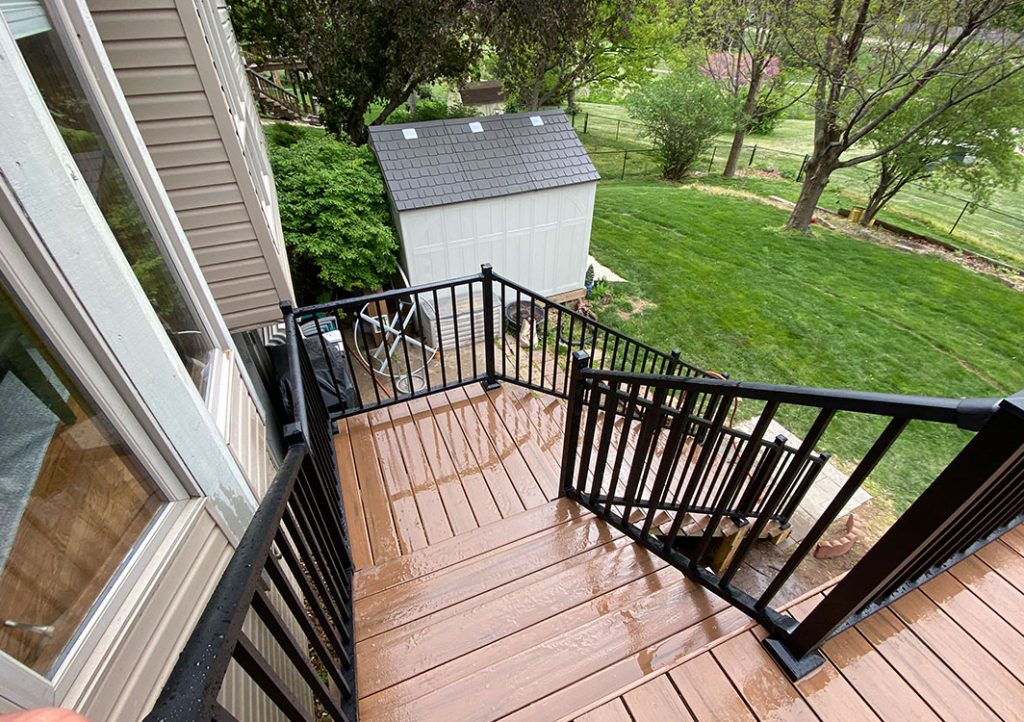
208, 352, 277, 499
87, 0, 293, 332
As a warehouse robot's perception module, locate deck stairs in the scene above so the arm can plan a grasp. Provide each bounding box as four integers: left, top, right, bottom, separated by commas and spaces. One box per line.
351, 499, 754, 722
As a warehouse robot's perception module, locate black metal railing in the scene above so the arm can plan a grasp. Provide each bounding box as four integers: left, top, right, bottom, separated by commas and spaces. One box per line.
291, 265, 712, 421
559, 351, 1020, 680
147, 309, 357, 721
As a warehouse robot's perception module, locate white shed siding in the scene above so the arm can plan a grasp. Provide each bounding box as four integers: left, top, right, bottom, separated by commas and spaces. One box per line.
398, 182, 597, 298
86, 0, 293, 331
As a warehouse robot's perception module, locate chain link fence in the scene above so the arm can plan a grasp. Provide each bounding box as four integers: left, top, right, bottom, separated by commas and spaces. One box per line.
572, 109, 1024, 269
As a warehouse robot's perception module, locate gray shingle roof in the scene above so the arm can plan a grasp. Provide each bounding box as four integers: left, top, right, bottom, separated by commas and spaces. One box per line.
368, 110, 600, 211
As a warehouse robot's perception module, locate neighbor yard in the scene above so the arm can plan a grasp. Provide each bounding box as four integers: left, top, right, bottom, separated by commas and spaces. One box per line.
588, 181, 1024, 512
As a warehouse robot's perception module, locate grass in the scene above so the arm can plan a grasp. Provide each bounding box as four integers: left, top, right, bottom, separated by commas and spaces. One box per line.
588, 181, 1024, 512
576, 102, 1024, 268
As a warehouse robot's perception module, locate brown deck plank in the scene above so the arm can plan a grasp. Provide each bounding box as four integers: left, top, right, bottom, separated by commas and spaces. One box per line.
669, 654, 756, 722
501, 383, 566, 470
332, 424, 373, 570
345, 416, 401, 565
360, 567, 690, 719
622, 675, 695, 721
383, 403, 457, 544
946, 554, 1024, 635
356, 538, 662, 696
890, 589, 1024, 719
367, 407, 428, 553
574, 699, 632, 722
711, 631, 818, 721
368, 578, 724, 722
391, 396, 477, 537
975, 539, 1024, 593
506, 606, 752, 722
999, 525, 1024, 556
479, 384, 562, 500
354, 514, 618, 641
856, 608, 998, 721
459, 384, 550, 508
353, 498, 585, 600
820, 627, 939, 722
426, 392, 524, 517
920, 570, 1024, 684
406, 394, 500, 531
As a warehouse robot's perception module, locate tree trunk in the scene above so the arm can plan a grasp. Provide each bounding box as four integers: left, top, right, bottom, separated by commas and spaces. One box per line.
723, 61, 766, 178
567, 86, 577, 112
786, 157, 834, 231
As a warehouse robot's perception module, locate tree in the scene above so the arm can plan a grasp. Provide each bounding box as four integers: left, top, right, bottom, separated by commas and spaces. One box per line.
694, 0, 809, 177
268, 125, 398, 299
780, 0, 1024, 232
489, 0, 677, 110
230, 0, 487, 144
627, 69, 734, 179
858, 76, 1024, 225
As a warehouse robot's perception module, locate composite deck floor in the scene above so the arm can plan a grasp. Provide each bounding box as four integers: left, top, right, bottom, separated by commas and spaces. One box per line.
335, 387, 1024, 720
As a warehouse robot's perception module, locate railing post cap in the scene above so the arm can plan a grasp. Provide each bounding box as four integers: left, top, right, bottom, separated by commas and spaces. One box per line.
280, 299, 294, 315
670, 348, 681, 358
572, 350, 591, 365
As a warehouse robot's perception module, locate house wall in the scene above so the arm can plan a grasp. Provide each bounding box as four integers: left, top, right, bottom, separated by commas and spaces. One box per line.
398, 181, 597, 299
85, 0, 294, 331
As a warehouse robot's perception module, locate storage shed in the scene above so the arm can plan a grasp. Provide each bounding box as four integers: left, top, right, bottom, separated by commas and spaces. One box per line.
368, 110, 600, 301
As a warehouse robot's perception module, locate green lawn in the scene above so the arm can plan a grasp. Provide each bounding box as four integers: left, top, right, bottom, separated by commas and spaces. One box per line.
589, 181, 1024, 512
576, 103, 1024, 268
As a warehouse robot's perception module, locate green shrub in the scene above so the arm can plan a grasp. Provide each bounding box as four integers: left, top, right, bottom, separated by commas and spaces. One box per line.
264, 121, 322, 149
269, 129, 398, 300
384, 98, 479, 125
627, 70, 733, 180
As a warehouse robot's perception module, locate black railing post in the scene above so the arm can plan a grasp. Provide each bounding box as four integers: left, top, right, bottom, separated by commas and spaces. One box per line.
480, 264, 500, 390
766, 395, 1024, 680
559, 351, 591, 498
280, 300, 305, 445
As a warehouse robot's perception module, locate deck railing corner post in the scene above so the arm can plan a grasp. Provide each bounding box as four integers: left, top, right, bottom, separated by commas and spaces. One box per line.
480, 264, 500, 391
559, 351, 591, 498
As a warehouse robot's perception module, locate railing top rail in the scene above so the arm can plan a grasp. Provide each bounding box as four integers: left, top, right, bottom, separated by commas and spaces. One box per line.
293, 272, 484, 317
491, 271, 708, 376
145, 445, 307, 721
583, 368, 1001, 430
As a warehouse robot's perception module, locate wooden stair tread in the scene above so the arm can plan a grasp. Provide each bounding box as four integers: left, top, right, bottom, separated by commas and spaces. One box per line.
359, 570, 735, 722
353, 497, 587, 600
355, 511, 623, 641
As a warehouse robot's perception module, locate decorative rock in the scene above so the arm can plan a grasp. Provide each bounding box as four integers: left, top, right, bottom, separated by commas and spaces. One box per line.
814, 514, 860, 559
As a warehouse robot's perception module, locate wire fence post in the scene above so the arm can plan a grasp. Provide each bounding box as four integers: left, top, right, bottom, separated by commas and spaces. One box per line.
797, 154, 809, 182
708, 146, 717, 174
615, 119, 621, 141
950, 200, 971, 235
749, 144, 758, 167
571, 108, 577, 128
621, 151, 628, 180
583, 112, 589, 134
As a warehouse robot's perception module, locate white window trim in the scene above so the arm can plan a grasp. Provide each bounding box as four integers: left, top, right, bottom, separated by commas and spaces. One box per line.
0, 8, 256, 539
0, 199, 206, 708
54, 0, 272, 423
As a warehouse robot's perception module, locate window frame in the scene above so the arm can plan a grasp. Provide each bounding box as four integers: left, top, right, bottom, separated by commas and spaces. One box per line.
0, 4, 261, 705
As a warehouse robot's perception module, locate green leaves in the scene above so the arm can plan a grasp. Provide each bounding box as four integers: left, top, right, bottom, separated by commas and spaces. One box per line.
627, 69, 734, 179
268, 126, 398, 298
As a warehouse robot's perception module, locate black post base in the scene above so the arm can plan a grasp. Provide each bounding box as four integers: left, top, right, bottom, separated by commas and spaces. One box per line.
762, 634, 826, 681
481, 378, 501, 391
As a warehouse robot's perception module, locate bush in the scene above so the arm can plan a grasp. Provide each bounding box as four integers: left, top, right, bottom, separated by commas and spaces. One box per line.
384, 98, 479, 125
268, 126, 398, 300
627, 70, 733, 180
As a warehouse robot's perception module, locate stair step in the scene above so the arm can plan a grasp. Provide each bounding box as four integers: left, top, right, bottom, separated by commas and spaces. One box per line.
353, 498, 587, 601
355, 504, 749, 722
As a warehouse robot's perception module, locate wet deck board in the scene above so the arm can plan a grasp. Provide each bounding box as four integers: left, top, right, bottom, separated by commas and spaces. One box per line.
571, 537, 1024, 721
